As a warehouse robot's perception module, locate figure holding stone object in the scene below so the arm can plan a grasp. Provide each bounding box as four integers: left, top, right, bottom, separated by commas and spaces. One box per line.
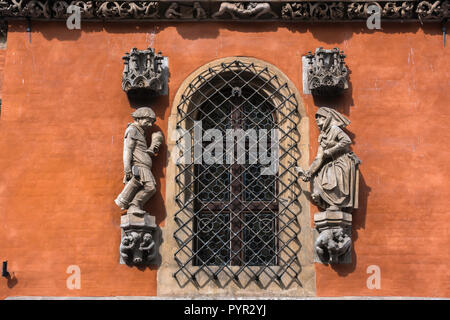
115, 107, 163, 216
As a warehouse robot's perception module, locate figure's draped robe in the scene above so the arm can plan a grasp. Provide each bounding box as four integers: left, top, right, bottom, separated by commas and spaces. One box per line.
313, 125, 361, 210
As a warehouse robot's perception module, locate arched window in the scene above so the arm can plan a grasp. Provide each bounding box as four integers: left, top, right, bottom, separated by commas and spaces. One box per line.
172, 59, 306, 289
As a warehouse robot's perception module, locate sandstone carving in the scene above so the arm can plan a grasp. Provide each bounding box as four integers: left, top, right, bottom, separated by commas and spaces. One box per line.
115, 107, 163, 266
212, 2, 278, 20
164, 2, 182, 19
305, 47, 348, 96
0, 19, 7, 45
193, 1, 207, 19
122, 47, 165, 95
297, 108, 360, 264
417, 0, 450, 20
0, 1, 448, 21
120, 213, 158, 265
52, 1, 94, 19
315, 227, 351, 263
115, 107, 163, 215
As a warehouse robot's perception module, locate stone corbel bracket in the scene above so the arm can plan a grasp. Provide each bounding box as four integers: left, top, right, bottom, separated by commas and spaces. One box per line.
314, 210, 352, 264
303, 47, 349, 96
122, 47, 168, 97
0, 1, 448, 22
120, 213, 160, 266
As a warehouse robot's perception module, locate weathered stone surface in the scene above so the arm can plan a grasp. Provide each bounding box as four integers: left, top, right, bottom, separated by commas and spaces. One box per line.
304, 48, 349, 96
314, 210, 352, 231
0, 1, 448, 21
314, 210, 352, 264
120, 213, 158, 265
297, 107, 360, 265
115, 107, 163, 267
297, 107, 361, 212
122, 47, 166, 96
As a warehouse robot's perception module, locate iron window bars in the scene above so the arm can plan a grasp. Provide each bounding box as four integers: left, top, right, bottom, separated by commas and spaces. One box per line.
174, 60, 302, 289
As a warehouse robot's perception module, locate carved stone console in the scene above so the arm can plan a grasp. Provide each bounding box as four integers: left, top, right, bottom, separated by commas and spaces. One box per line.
314, 210, 352, 264
120, 213, 158, 265
304, 47, 348, 96
122, 47, 167, 96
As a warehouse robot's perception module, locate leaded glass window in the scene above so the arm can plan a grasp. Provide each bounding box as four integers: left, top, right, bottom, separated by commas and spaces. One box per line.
174, 60, 302, 288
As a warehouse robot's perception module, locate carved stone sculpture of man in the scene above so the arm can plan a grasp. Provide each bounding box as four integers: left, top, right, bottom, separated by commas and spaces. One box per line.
115, 107, 163, 215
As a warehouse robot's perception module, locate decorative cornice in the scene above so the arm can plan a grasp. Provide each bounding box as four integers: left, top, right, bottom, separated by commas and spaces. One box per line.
0, 1, 448, 22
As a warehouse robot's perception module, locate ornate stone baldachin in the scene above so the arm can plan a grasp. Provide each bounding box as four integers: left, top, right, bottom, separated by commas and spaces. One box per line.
122, 46, 165, 94
305, 47, 348, 96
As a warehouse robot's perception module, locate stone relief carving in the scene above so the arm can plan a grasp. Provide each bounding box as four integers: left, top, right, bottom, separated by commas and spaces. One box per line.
122, 47, 165, 95
52, 1, 94, 19
305, 47, 349, 96
164, 2, 206, 19
281, 2, 346, 20
164, 2, 182, 19
96, 1, 159, 19
212, 2, 278, 19
193, 1, 207, 19
315, 227, 351, 263
383, 1, 414, 18
417, 0, 450, 20
0, 1, 448, 21
0, 19, 7, 46
297, 107, 361, 264
115, 107, 163, 266
120, 215, 158, 265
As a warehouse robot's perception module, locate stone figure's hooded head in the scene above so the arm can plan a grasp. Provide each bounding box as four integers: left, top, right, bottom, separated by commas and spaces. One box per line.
315, 107, 350, 131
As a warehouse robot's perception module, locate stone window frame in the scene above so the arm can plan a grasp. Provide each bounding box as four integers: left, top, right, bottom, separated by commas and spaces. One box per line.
159, 57, 315, 297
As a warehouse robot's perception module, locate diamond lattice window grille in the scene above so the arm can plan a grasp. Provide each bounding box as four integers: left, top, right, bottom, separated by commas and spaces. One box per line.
174, 60, 303, 289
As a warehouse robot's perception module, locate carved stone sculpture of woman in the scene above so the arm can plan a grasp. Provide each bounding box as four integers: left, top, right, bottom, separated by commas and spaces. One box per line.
297, 107, 361, 212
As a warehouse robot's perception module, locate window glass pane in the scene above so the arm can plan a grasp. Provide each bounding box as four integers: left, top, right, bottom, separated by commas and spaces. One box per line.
194, 213, 230, 266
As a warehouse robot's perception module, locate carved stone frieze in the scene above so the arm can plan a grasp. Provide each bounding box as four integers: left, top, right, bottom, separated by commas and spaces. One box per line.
52, 1, 95, 19
164, 2, 206, 19
122, 47, 165, 95
0, 1, 447, 21
212, 2, 278, 20
417, 0, 450, 20
305, 47, 348, 96
0, 19, 7, 46
96, 1, 159, 19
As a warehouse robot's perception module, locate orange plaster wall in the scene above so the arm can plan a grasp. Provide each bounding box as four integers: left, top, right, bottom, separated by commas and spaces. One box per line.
0, 21, 448, 298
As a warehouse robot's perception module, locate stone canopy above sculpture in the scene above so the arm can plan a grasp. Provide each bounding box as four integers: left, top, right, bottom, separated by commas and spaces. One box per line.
305, 47, 349, 96
122, 47, 166, 96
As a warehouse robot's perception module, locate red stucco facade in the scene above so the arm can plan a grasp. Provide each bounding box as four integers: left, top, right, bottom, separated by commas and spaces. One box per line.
0, 21, 449, 298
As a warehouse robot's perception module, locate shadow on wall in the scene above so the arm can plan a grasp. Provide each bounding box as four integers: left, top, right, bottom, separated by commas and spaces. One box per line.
312, 72, 354, 115
331, 172, 371, 276
13, 19, 443, 43
3, 272, 18, 289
